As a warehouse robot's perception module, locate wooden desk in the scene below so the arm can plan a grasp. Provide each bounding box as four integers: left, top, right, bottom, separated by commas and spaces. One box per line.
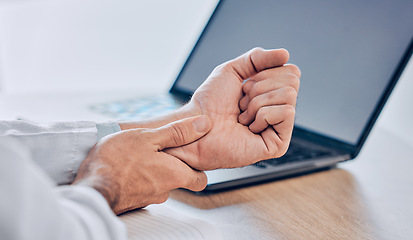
165, 126, 413, 240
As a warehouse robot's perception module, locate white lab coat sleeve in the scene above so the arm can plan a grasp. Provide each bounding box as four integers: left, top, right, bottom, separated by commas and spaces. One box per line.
0, 120, 120, 185
0, 137, 127, 240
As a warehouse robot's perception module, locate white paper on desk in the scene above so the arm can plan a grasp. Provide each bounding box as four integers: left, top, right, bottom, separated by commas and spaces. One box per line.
119, 204, 221, 240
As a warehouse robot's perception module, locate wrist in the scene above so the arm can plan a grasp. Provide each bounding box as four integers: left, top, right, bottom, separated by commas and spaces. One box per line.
118, 102, 202, 130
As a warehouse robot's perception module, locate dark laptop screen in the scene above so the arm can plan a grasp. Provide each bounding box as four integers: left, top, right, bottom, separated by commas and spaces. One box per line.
172, 0, 413, 145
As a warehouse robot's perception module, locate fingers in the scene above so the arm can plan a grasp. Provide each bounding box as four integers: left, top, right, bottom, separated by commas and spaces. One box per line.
179, 168, 208, 192
239, 86, 297, 125
161, 152, 208, 192
141, 164, 205, 205
153, 115, 210, 192
244, 64, 301, 93
249, 104, 295, 136
227, 47, 289, 81
250, 105, 295, 157
155, 115, 212, 150
239, 65, 300, 112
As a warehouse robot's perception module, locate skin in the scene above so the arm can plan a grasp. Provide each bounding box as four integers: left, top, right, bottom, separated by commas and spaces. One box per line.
73, 116, 212, 215
73, 48, 301, 214
166, 48, 300, 170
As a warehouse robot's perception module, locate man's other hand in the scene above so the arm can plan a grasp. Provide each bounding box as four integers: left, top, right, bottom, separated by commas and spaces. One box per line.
73, 116, 212, 215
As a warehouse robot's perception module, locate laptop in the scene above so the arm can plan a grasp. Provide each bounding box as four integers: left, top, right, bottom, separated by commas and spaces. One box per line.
91, 0, 413, 191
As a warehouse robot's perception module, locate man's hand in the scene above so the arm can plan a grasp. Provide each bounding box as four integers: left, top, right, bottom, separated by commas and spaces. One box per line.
166, 48, 300, 170
73, 116, 212, 215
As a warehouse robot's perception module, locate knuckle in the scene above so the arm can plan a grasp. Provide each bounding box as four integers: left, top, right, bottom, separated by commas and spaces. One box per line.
170, 124, 188, 146
282, 105, 296, 118
283, 86, 298, 100
267, 90, 279, 101
285, 64, 301, 78
249, 47, 265, 66
213, 62, 229, 73
251, 47, 264, 54
256, 107, 268, 119
286, 73, 300, 90
250, 81, 264, 98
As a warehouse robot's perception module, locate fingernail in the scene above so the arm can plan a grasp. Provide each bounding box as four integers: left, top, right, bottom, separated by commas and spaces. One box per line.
193, 115, 210, 133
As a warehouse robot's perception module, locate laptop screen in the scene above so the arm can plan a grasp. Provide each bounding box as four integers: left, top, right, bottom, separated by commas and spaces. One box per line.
172, 0, 413, 145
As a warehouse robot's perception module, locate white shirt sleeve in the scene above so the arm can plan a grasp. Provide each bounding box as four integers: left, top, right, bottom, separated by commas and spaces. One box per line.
0, 120, 120, 185
0, 137, 127, 240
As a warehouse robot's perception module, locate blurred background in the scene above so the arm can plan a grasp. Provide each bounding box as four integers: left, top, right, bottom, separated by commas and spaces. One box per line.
0, 0, 217, 93
0, 0, 411, 146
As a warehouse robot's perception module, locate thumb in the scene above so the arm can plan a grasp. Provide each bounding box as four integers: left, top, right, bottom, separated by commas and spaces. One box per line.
228, 47, 289, 81
155, 115, 212, 150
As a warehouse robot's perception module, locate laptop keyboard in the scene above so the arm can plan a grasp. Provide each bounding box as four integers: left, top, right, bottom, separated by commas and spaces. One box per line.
253, 142, 332, 168
90, 94, 180, 120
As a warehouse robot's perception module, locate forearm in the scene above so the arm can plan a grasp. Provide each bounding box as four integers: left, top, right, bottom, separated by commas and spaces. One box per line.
118, 103, 199, 130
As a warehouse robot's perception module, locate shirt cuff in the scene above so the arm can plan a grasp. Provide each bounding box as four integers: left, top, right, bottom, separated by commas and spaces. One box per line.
96, 122, 121, 140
